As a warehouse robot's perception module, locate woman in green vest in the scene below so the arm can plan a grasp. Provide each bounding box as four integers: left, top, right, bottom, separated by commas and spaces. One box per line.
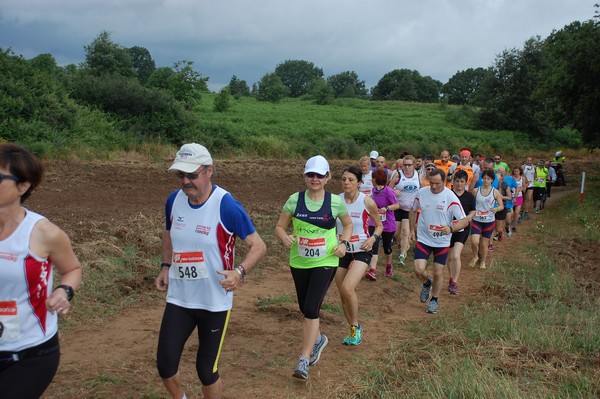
275, 155, 353, 380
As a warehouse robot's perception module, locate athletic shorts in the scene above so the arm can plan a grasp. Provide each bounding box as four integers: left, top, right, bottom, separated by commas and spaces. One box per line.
514, 196, 523, 207
533, 187, 546, 201
450, 228, 470, 247
339, 251, 372, 268
495, 208, 507, 220
394, 209, 409, 221
471, 220, 496, 239
414, 242, 449, 266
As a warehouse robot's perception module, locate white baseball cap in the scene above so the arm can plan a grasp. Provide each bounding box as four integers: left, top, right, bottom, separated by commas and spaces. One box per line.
304, 155, 330, 175
169, 143, 213, 173
369, 150, 379, 159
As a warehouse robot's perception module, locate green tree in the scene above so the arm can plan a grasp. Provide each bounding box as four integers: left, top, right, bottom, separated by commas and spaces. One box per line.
82, 31, 135, 77
128, 46, 156, 85
256, 72, 288, 102
441, 67, 491, 105
147, 61, 208, 106
228, 75, 250, 98
371, 69, 441, 102
543, 20, 600, 148
327, 71, 367, 98
478, 37, 549, 137
275, 59, 323, 97
309, 78, 334, 105
213, 87, 231, 112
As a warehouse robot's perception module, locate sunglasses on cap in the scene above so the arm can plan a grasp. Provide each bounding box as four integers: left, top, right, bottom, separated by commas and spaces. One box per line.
305, 172, 327, 179
0, 173, 20, 183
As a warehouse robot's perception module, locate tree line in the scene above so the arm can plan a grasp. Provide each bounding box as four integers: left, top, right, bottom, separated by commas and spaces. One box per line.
1, 12, 599, 153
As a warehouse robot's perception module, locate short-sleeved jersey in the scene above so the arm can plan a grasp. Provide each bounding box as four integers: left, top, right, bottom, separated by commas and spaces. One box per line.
454, 190, 476, 232
0, 210, 57, 352
368, 186, 397, 232
165, 185, 256, 311
412, 187, 465, 247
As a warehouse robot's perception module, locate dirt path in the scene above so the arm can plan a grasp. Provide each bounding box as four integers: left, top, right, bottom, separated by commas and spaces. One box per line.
32, 160, 578, 399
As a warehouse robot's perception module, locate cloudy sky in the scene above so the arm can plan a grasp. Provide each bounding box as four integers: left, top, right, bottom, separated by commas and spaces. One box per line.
0, 0, 595, 91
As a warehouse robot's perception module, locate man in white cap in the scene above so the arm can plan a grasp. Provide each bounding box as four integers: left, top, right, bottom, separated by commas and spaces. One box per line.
155, 143, 267, 399
369, 150, 379, 171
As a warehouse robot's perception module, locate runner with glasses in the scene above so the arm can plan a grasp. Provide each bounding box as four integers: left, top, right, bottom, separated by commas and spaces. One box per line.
0, 143, 82, 399
388, 155, 422, 266
155, 143, 266, 399
275, 155, 352, 380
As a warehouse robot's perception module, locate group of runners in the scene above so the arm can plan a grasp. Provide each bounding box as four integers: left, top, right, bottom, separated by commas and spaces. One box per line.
1, 142, 564, 398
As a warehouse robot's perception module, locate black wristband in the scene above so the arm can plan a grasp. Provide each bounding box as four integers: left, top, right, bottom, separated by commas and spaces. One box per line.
160, 262, 171, 269
55, 284, 74, 301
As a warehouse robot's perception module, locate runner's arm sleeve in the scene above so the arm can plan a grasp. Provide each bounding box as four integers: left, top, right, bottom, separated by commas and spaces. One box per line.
164, 190, 178, 230
220, 194, 256, 240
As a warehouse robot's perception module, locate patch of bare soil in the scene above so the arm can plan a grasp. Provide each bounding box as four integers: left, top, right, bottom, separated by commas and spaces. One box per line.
28, 158, 594, 399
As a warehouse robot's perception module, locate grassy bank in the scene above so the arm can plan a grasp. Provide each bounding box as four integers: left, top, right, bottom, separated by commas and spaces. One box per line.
346, 173, 600, 398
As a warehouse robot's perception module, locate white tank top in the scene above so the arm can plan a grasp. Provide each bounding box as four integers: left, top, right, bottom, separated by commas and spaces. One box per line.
336, 192, 370, 253
360, 172, 373, 195
523, 165, 535, 188
473, 188, 497, 223
167, 186, 236, 311
393, 170, 421, 211
516, 176, 524, 197
0, 210, 57, 352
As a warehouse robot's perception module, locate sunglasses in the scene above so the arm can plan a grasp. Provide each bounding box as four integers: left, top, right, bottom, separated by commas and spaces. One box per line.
305, 172, 327, 179
0, 173, 20, 183
174, 171, 201, 180
403, 163, 414, 166
494, 158, 501, 161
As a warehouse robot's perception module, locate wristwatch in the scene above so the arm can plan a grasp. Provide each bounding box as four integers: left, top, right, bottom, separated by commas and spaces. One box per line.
55, 285, 74, 301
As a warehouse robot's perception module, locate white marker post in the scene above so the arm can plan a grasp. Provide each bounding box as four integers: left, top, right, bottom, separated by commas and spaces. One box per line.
580, 172, 586, 205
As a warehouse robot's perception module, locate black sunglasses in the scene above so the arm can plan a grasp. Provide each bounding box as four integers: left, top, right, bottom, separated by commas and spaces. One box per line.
174, 171, 201, 180
0, 174, 20, 183
305, 172, 327, 179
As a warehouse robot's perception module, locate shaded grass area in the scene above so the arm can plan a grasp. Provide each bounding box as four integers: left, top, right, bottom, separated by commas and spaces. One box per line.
343, 178, 600, 398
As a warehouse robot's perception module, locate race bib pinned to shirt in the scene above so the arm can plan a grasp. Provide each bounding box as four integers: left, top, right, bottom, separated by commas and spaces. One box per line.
429, 225, 444, 238
0, 300, 19, 342
298, 236, 326, 258
170, 251, 208, 280
476, 210, 491, 221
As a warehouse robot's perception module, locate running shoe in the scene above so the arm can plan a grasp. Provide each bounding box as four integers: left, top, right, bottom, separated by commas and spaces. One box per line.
447, 278, 453, 292
385, 264, 393, 278
506, 226, 510, 234
512, 227, 517, 232
449, 282, 458, 295
493, 234, 499, 241
364, 268, 377, 281
498, 233, 504, 242
426, 298, 439, 314
525, 212, 530, 220
469, 257, 479, 267
309, 334, 328, 366
534, 208, 540, 214
420, 279, 432, 303
479, 262, 487, 270
506, 229, 512, 237
488, 244, 494, 251
345, 325, 362, 346
398, 253, 406, 265
293, 357, 310, 379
